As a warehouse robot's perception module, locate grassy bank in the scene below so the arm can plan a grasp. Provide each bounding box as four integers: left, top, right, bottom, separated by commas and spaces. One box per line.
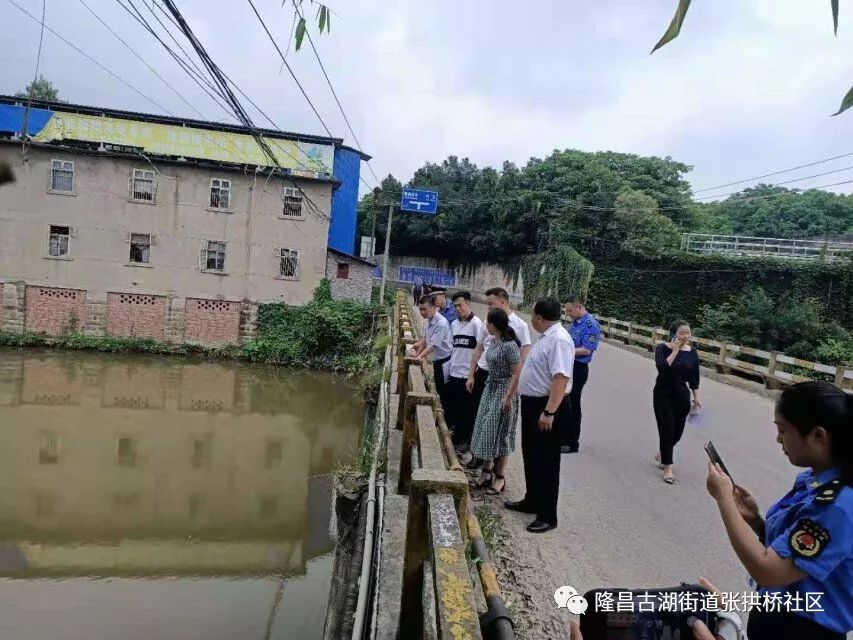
0, 281, 391, 377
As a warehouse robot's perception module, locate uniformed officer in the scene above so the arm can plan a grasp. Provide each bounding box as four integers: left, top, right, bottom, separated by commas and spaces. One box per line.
562, 295, 601, 454
706, 381, 852, 639
446, 291, 485, 452
409, 295, 454, 404
506, 298, 575, 534
431, 287, 458, 325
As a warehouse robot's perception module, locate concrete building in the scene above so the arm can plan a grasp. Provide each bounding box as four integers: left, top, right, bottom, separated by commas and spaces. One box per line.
0, 96, 372, 344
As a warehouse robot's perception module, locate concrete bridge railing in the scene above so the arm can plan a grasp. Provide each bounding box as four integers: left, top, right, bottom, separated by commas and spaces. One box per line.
387, 290, 514, 640
598, 317, 853, 391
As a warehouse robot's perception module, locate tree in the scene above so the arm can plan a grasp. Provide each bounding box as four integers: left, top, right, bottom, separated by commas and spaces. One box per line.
15, 76, 60, 102
652, 1, 853, 114
609, 189, 681, 258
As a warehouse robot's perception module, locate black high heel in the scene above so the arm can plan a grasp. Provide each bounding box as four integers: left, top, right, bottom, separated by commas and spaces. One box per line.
486, 474, 506, 495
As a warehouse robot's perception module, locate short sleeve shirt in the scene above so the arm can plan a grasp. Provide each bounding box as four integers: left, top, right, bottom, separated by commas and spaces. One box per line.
759, 467, 853, 634
569, 313, 601, 365
476, 312, 532, 371
449, 314, 484, 379
518, 322, 575, 397
424, 313, 453, 362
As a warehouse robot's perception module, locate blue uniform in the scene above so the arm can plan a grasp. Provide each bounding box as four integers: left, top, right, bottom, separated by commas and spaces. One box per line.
758, 467, 853, 635
438, 302, 458, 326
568, 313, 601, 364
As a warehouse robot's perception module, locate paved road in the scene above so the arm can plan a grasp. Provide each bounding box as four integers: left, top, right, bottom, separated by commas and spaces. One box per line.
467, 303, 798, 638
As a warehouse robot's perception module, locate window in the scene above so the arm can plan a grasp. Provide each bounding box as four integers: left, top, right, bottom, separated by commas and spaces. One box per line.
281, 187, 303, 218
117, 437, 137, 467
209, 178, 231, 209
203, 241, 226, 272
38, 432, 59, 465
129, 233, 151, 264
265, 441, 283, 469
49, 159, 74, 192
48, 225, 70, 257
279, 248, 299, 279
131, 169, 156, 202
336, 262, 350, 279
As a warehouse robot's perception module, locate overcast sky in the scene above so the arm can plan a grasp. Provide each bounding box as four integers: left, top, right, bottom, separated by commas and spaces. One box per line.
3, 0, 853, 198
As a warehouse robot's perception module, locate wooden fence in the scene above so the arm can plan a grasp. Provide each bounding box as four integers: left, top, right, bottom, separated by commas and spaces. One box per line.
597, 317, 853, 391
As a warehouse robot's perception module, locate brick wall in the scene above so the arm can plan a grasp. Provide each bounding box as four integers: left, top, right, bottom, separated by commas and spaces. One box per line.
184, 298, 241, 345
326, 253, 373, 303
25, 286, 88, 335
0, 283, 3, 327
107, 292, 168, 340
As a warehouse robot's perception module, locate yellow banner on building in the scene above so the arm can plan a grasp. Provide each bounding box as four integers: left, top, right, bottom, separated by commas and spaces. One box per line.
33, 111, 334, 174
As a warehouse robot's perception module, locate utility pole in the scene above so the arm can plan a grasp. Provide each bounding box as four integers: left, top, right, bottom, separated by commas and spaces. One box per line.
371, 187, 380, 256
378, 202, 394, 304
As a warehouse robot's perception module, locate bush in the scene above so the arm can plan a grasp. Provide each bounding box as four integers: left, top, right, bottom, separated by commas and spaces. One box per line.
696, 287, 852, 361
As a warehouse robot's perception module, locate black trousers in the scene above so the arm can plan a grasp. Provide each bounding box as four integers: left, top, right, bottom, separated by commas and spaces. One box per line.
748, 608, 844, 640
521, 394, 571, 525
562, 361, 589, 449
653, 384, 691, 466
446, 376, 477, 446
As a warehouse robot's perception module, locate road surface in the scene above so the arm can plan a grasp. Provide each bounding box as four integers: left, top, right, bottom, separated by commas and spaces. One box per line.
467, 303, 800, 639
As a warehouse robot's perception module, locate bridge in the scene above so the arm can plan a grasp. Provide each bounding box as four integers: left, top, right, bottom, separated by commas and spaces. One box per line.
681, 233, 853, 263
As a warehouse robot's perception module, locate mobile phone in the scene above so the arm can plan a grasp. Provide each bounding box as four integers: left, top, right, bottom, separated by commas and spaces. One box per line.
579, 586, 718, 640
705, 440, 734, 484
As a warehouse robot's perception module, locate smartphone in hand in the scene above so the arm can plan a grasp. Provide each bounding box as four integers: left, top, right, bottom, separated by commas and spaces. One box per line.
705, 440, 734, 484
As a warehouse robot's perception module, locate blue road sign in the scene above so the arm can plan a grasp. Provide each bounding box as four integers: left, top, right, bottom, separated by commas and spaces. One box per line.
400, 188, 438, 214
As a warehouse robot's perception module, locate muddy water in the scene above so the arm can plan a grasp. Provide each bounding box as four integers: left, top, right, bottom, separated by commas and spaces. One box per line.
0, 348, 363, 640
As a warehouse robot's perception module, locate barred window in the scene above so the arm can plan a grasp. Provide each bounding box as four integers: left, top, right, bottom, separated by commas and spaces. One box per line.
281, 187, 303, 218
48, 225, 70, 257
131, 169, 156, 202
205, 241, 226, 272
49, 159, 74, 192
279, 248, 299, 278
210, 178, 231, 209
129, 233, 151, 264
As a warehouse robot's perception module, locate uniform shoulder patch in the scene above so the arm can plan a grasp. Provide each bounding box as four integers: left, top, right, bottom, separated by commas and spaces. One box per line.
813, 479, 842, 504
789, 518, 831, 559
588, 334, 597, 343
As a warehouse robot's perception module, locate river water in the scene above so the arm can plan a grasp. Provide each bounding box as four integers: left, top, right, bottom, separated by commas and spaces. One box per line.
0, 348, 363, 640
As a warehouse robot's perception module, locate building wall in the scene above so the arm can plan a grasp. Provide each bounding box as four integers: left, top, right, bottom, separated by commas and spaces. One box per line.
329, 147, 361, 255
184, 298, 241, 345
326, 253, 373, 303
25, 286, 87, 334
0, 144, 333, 307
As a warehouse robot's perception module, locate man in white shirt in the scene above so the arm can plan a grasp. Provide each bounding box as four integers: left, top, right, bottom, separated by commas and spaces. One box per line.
506, 297, 575, 534
445, 291, 485, 453
409, 294, 454, 403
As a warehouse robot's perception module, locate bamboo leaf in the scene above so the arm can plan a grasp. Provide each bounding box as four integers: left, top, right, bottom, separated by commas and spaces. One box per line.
295, 16, 307, 51
318, 5, 326, 33
651, 0, 693, 53
326, 7, 331, 33
832, 84, 853, 116
831, 0, 839, 35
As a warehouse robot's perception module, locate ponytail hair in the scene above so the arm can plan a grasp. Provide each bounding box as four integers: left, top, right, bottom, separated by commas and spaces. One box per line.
487, 309, 521, 347
777, 382, 853, 486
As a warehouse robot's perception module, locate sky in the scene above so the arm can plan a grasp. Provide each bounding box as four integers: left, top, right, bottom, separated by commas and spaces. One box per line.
3, 0, 853, 199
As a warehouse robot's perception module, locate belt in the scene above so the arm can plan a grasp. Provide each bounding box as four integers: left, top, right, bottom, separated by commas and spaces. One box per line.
433, 356, 451, 365
520, 394, 570, 400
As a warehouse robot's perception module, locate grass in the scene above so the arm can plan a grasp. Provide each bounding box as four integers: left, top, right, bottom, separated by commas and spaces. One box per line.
474, 501, 503, 552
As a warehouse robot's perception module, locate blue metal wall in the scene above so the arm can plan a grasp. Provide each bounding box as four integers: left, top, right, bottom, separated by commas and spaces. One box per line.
328, 147, 362, 255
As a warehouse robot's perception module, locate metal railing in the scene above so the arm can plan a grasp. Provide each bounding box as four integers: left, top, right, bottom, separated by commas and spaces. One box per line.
597, 317, 853, 391
680, 233, 853, 263
391, 290, 514, 640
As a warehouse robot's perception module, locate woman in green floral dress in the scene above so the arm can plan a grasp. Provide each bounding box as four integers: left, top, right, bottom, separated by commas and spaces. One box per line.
471, 309, 522, 494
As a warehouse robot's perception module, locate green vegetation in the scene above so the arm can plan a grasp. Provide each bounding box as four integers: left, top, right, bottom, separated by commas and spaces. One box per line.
0, 280, 391, 376
15, 76, 60, 102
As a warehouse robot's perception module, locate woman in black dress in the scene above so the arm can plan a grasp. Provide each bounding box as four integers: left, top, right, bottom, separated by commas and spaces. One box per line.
653, 320, 702, 484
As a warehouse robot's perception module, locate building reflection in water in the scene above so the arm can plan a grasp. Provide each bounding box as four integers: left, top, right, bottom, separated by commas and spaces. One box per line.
0, 349, 363, 579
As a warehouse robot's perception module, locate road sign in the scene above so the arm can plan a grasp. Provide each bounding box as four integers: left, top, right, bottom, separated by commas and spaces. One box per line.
400, 188, 438, 214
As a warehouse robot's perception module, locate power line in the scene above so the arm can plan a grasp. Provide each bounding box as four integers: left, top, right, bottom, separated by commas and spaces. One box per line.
7, 0, 173, 116
694, 165, 853, 201
77, 0, 210, 121
693, 151, 853, 194
20, 0, 46, 155
245, 0, 334, 138
293, 2, 381, 187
